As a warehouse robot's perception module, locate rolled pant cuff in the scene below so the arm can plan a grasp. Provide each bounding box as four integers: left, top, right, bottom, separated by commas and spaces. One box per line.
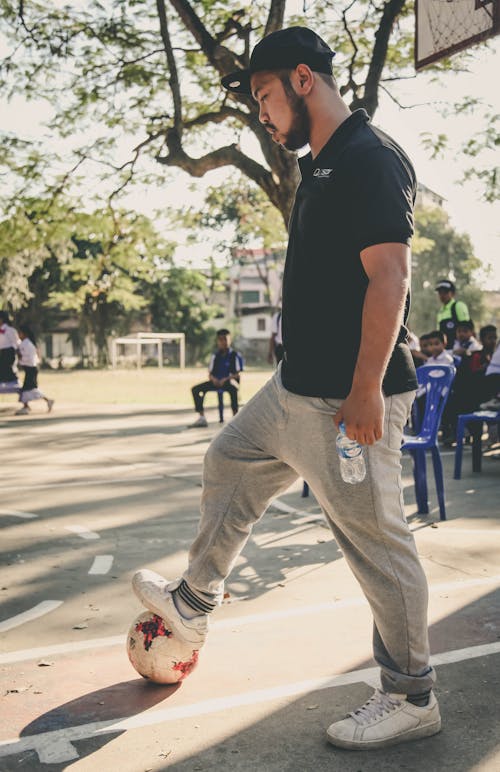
380, 664, 436, 696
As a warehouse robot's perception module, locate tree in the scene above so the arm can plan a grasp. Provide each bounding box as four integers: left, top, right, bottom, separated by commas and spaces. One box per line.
45, 208, 170, 364
1, 0, 480, 230
0, 198, 74, 312
145, 264, 226, 364
409, 206, 484, 335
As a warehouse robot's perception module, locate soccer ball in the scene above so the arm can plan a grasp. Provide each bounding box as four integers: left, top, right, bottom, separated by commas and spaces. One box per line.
126, 611, 200, 684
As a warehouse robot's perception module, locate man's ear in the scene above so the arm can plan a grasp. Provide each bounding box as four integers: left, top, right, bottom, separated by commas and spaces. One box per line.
293, 64, 314, 95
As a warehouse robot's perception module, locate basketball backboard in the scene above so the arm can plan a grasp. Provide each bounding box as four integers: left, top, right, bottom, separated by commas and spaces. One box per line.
415, 0, 500, 70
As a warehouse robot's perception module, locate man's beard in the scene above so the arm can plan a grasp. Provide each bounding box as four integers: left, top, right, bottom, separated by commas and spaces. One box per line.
281, 91, 310, 152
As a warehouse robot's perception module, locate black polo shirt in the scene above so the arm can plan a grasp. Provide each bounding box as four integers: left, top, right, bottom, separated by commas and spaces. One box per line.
281, 109, 418, 399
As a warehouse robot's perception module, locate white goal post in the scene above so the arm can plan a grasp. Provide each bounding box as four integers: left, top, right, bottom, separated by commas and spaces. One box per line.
111, 332, 185, 369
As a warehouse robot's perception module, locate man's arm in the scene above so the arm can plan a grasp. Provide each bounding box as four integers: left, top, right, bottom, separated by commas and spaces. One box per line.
333, 243, 410, 446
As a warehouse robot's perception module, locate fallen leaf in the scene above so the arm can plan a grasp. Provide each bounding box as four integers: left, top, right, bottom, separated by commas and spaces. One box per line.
307, 704, 319, 710
73, 623, 88, 630
37, 661, 54, 667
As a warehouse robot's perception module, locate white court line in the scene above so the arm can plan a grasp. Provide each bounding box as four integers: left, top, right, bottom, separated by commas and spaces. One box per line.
0, 509, 38, 519
0, 474, 164, 493
88, 555, 114, 575
2, 572, 500, 664
0, 640, 499, 764
0, 601, 63, 633
65, 525, 100, 540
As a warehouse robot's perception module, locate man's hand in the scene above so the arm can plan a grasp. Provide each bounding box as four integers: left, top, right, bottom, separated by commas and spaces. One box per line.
333, 385, 385, 446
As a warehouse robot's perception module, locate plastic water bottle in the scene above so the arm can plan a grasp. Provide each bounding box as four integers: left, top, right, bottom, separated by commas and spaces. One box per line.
336, 422, 366, 484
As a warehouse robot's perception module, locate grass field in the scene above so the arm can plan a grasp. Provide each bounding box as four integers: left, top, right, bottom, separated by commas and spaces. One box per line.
0, 367, 274, 406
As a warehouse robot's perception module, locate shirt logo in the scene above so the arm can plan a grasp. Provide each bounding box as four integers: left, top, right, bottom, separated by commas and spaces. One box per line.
313, 168, 333, 179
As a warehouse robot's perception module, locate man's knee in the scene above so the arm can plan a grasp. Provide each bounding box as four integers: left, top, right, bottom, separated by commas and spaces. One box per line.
204, 427, 241, 477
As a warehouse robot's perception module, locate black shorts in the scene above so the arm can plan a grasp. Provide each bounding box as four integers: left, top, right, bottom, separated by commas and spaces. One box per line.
21, 366, 38, 391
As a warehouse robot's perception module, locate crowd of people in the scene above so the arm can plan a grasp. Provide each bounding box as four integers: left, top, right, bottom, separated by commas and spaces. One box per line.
0, 311, 54, 415
408, 281, 500, 444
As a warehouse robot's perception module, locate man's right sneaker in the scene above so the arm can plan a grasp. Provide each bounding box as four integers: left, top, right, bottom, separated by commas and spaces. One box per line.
47, 399, 55, 413
188, 415, 208, 428
132, 569, 208, 647
479, 397, 500, 411
15, 406, 30, 415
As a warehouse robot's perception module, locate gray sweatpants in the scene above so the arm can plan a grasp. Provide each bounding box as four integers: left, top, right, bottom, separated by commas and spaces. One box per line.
184, 367, 435, 695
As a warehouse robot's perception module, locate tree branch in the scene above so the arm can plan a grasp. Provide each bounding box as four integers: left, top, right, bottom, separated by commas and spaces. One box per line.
167, 0, 244, 74
156, 0, 183, 137
265, 0, 286, 36
356, 0, 408, 115
341, 0, 361, 102
184, 106, 251, 130
157, 139, 281, 208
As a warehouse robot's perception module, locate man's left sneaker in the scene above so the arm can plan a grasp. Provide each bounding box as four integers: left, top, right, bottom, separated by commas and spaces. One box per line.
131, 569, 208, 647
326, 689, 441, 750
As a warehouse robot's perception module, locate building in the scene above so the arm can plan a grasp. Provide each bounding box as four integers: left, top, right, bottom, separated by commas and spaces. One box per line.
229, 248, 284, 362
416, 183, 445, 210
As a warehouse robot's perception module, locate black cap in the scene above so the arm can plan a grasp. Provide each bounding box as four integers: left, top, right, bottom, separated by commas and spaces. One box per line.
221, 27, 335, 95
435, 280, 456, 292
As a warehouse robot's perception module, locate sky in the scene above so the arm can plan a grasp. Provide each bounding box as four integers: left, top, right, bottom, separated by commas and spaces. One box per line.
1, 15, 500, 288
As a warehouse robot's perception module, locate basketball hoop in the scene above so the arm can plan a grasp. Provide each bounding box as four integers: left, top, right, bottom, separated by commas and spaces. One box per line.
415, 0, 500, 69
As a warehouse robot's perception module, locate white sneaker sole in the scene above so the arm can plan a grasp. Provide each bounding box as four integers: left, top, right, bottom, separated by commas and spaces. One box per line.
327, 717, 442, 750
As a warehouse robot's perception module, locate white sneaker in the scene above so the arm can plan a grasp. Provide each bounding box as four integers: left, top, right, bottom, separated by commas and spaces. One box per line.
131, 569, 208, 647
188, 415, 208, 428
15, 406, 30, 415
47, 399, 54, 412
326, 689, 441, 750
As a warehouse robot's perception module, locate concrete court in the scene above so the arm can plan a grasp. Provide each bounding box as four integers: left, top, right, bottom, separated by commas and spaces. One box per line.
0, 397, 499, 772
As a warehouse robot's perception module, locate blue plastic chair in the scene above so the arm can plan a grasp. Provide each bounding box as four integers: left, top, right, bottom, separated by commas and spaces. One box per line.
402, 364, 455, 521
454, 409, 500, 478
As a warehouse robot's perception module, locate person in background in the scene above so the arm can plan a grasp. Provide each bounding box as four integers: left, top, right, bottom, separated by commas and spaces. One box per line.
188, 329, 243, 428
425, 330, 454, 365
0, 311, 19, 384
16, 325, 54, 415
435, 280, 470, 350
452, 321, 481, 357
470, 325, 497, 376
419, 333, 432, 361
408, 331, 428, 367
268, 308, 284, 365
480, 329, 500, 411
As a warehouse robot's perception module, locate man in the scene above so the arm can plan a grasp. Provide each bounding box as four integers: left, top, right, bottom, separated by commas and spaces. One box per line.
435, 280, 470, 349
133, 27, 439, 750
188, 329, 243, 428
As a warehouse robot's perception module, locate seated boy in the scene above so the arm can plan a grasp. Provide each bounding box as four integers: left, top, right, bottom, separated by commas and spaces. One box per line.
425, 330, 454, 365
189, 329, 243, 428
452, 320, 482, 357
480, 327, 500, 410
